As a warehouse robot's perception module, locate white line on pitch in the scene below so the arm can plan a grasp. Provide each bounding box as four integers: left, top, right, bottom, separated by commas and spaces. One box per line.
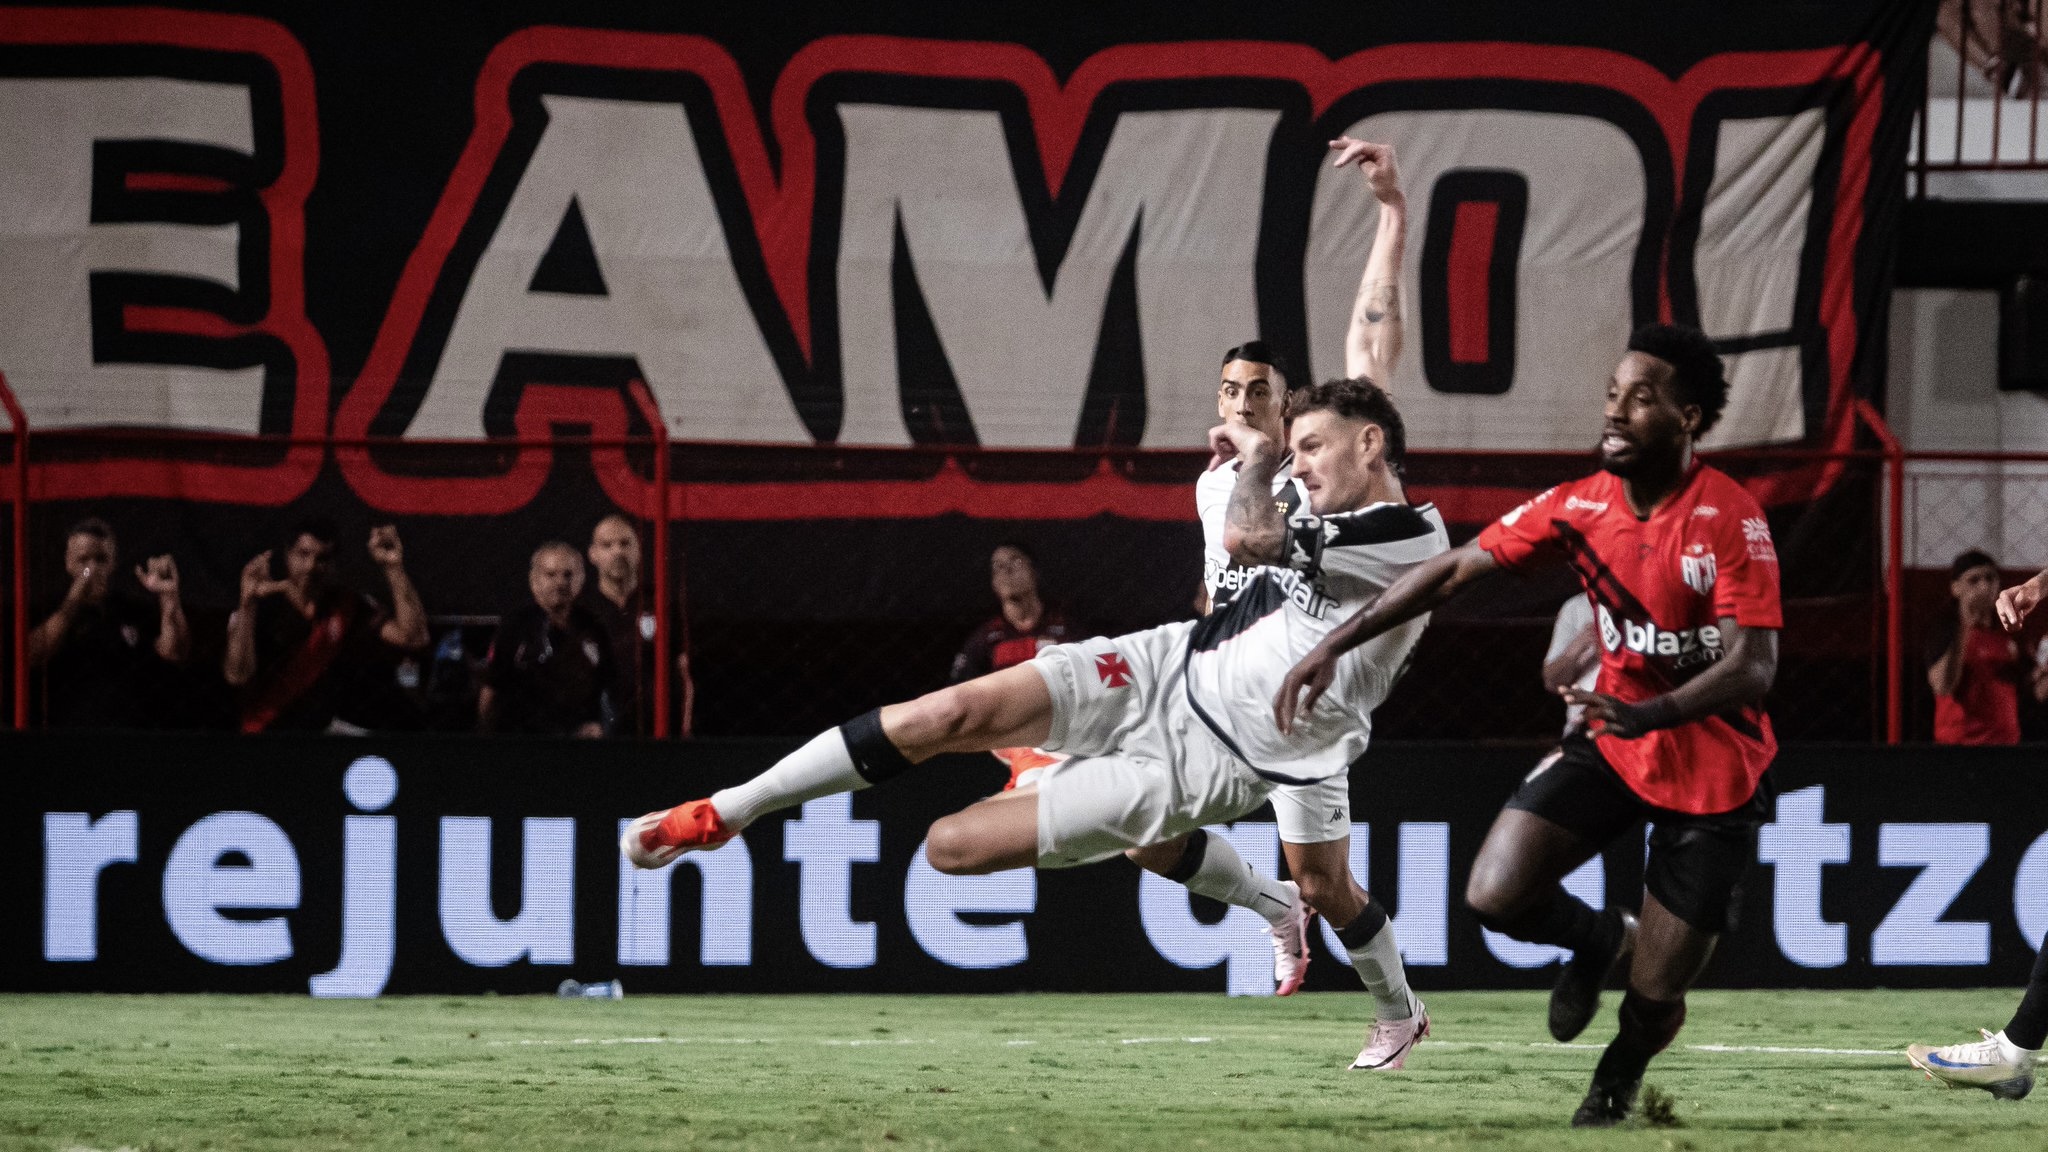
482, 1035, 1899, 1058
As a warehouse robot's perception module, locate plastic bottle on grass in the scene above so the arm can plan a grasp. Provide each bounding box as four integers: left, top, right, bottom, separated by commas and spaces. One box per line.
556, 979, 624, 1000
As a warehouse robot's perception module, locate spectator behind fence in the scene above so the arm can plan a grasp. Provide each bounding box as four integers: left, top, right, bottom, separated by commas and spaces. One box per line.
950, 542, 1076, 682
28, 517, 189, 728
225, 519, 430, 733
480, 541, 616, 737
580, 514, 655, 735
1543, 593, 1601, 737
1928, 549, 2048, 745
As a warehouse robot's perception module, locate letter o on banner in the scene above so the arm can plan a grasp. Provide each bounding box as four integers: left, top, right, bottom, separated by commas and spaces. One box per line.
1420, 169, 1528, 395
2014, 831, 2048, 951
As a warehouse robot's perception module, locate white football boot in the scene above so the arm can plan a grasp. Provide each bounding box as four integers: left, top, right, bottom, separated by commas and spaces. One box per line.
1266, 880, 1311, 996
1350, 996, 1429, 1071
1907, 1029, 2037, 1100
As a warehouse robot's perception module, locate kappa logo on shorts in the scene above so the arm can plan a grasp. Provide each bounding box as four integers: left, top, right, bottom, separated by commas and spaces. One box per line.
1095, 652, 1134, 688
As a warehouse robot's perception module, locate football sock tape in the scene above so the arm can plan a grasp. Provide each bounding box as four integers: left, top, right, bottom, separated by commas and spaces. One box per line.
1335, 895, 1391, 948
1161, 828, 1209, 884
840, 708, 915, 785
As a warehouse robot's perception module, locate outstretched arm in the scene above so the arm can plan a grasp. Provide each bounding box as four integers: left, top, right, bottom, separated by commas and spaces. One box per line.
1334, 137, 1407, 388
1274, 540, 1500, 732
1563, 618, 1776, 739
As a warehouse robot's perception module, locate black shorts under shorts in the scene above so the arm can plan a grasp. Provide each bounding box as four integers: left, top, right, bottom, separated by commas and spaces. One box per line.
1505, 730, 1772, 935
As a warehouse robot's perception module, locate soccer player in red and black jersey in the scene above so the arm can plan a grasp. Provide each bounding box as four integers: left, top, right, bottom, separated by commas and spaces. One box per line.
1275, 324, 1779, 1127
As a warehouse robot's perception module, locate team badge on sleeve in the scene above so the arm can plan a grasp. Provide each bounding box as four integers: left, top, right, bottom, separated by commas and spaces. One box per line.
1741, 517, 1778, 562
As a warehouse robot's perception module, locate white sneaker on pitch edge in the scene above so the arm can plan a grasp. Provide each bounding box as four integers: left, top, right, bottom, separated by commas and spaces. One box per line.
1265, 880, 1310, 996
1351, 997, 1429, 1071
1908, 1029, 2037, 1100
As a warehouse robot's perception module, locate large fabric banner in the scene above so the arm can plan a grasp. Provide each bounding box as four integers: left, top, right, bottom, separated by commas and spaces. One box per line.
0, 2, 1931, 514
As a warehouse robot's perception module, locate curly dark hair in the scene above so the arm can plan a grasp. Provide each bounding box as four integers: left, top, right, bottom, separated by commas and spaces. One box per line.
1627, 323, 1728, 437
1284, 377, 1406, 477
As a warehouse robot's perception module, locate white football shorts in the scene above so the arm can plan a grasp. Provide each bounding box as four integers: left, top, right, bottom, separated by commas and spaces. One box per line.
1268, 774, 1352, 845
1027, 622, 1271, 868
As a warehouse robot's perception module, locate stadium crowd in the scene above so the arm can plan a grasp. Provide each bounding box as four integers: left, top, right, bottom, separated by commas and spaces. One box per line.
27, 511, 677, 737
24, 509, 2048, 744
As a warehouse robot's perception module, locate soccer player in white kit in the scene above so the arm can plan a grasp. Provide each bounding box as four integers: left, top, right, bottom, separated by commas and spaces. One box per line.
1115, 137, 1426, 1070
624, 376, 1447, 1069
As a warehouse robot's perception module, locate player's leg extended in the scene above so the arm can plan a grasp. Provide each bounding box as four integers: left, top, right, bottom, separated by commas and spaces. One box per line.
1124, 833, 1309, 994
1572, 891, 1715, 1127
1469, 750, 1641, 1042
924, 787, 1041, 875
623, 665, 1053, 867
1907, 936, 2047, 1098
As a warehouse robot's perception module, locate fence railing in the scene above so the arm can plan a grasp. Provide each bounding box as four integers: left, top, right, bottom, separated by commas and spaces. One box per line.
1916, 0, 2048, 194
6, 372, 2045, 744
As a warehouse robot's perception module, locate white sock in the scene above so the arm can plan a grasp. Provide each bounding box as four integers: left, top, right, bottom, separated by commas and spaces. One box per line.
1177, 833, 1295, 928
710, 728, 866, 828
1340, 912, 1415, 1022
1995, 1030, 2038, 1061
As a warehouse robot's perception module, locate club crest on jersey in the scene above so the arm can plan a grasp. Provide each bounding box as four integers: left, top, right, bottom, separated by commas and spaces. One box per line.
1095, 652, 1134, 688
1680, 545, 1717, 595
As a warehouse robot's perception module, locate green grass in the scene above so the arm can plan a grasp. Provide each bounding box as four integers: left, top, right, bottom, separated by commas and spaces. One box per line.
0, 990, 2040, 1150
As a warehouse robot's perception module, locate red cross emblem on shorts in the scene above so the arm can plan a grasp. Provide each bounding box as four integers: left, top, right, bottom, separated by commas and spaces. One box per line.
1094, 653, 1134, 688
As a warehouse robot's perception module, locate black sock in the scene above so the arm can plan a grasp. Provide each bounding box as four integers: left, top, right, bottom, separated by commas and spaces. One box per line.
1506, 888, 1602, 952
1592, 990, 1686, 1085
839, 708, 914, 785
2004, 942, 2048, 1051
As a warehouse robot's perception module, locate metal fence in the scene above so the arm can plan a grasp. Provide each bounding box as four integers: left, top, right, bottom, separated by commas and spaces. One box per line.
1916, 0, 2048, 193
13, 369, 2025, 745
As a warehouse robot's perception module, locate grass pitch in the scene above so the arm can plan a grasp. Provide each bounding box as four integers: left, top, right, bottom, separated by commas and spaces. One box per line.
0, 990, 2040, 1151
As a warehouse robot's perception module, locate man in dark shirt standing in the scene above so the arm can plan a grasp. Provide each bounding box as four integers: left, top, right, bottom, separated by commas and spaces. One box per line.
950, 542, 1074, 682
579, 513, 656, 736
481, 540, 616, 737
1928, 548, 2048, 744
225, 518, 430, 732
29, 518, 190, 728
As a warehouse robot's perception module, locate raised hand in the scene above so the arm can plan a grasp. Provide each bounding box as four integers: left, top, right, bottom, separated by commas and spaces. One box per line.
1208, 421, 1275, 469
368, 524, 404, 569
63, 561, 103, 607
239, 551, 280, 605
136, 554, 181, 599
1997, 576, 2045, 632
1329, 136, 1403, 207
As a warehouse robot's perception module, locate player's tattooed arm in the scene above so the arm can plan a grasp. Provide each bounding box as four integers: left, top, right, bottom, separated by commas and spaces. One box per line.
1333, 137, 1406, 388
1275, 540, 1500, 732
1213, 423, 1287, 566
1561, 617, 1778, 739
